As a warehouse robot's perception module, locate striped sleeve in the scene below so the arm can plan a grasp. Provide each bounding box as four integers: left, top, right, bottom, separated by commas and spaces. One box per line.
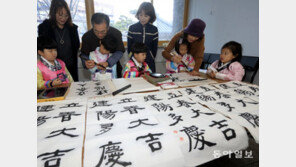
123, 62, 139, 78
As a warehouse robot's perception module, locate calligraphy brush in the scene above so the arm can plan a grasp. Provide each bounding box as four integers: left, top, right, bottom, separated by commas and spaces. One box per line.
79, 55, 106, 69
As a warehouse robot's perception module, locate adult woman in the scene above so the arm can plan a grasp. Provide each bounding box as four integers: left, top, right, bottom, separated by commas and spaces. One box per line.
162, 18, 206, 75
38, 0, 80, 81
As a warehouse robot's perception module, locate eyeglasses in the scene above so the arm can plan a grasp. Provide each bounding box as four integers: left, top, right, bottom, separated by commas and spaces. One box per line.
94, 29, 108, 35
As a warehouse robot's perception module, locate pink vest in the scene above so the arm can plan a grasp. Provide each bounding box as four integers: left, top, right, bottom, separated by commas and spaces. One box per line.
37, 59, 69, 84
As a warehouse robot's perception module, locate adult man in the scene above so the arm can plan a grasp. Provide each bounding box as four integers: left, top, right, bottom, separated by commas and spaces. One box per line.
80, 13, 125, 78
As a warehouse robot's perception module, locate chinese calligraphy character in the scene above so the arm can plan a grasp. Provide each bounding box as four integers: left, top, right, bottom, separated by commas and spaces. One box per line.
76, 87, 87, 96
118, 98, 136, 104
218, 84, 234, 89
176, 100, 196, 108
37, 105, 54, 112
128, 118, 157, 129
185, 88, 197, 95
217, 102, 235, 112
209, 120, 237, 141
191, 109, 215, 118
53, 112, 81, 122
60, 103, 82, 108
180, 126, 216, 151
96, 141, 132, 167
46, 128, 79, 138
94, 86, 108, 95
37, 148, 75, 167
90, 100, 111, 108
168, 113, 183, 126
97, 110, 118, 121
199, 86, 213, 92
167, 92, 182, 100
136, 133, 164, 152
248, 86, 259, 93
37, 116, 51, 126
236, 99, 258, 107
151, 102, 173, 112
196, 94, 216, 102
214, 91, 231, 99
234, 89, 255, 96
95, 123, 113, 136
144, 95, 162, 102
121, 105, 145, 114
239, 112, 259, 128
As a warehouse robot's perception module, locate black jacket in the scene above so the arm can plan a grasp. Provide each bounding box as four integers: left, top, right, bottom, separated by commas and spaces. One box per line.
38, 19, 80, 81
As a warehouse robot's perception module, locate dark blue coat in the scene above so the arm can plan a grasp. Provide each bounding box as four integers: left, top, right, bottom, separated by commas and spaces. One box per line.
128, 22, 158, 72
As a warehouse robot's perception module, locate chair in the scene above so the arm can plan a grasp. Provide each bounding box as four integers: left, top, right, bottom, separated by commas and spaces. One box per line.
201, 53, 220, 69
240, 56, 259, 83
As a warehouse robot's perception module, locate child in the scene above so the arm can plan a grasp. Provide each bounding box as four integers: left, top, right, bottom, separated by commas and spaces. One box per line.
37, 36, 73, 90
89, 35, 117, 81
207, 41, 245, 81
127, 2, 158, 73
166, 38, 195, 73
123, 42, 152, 78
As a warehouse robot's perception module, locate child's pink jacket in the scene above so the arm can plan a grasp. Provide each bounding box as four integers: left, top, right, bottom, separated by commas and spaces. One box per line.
207, 60, 245, 81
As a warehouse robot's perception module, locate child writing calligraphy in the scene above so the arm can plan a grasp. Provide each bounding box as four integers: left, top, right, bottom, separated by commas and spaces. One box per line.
123, 42, 152, 78
37, 36, 73, 89
127, 2, 158, 73
89, 35, 117, 81
166, 38, 195, 73
207, 41, 245, 81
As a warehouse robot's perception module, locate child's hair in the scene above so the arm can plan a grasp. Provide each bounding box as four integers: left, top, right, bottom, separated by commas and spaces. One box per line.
131, 42, 147, 54
221, 41, 243, 62
49, 0, 73, 27
175, 38, 191, 55
136, 2, 156, 23
37, 36, 57, 51
101, 35, 117, 53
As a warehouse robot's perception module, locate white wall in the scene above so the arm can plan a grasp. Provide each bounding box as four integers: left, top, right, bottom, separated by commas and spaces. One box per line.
188, 0, 259, 57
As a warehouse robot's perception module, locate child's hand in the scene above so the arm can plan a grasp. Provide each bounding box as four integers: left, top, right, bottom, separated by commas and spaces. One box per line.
208, 71, 216, 78
189, 70, 200, 76
171, 55, 182, 64
52, 78, 62, 86
85, 60, 96, 69
97, 62, 108, 70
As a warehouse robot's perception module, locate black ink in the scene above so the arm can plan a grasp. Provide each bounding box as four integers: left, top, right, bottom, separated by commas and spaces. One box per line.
37, 116, 51, 126
91, 100, 112, 108
180, 125, 216, 151
118, 98, 136, 104
60, 103, 82, 108
236, 99, 258, 107
167, 92, 182, 100
136, 133, 164, 153
96, 141, 132, 167
196, 94, 216, 102
217, 102, 235, 112
37, 105, 54, 112
95, 123, 113, 136
185, 88, 197, 95
168, 113, 183, 126
121, 105, 145, 114
209, 120, 236, 141
46, 128, 79, 138
53, 112, 81, 122
239, 112, 259, 128
37, 148, 75, 167
234, 89, 255, 96
176, 100, 196, 108
209, 120, 228, 129
191, 109, 215, 118
128, 118, 157, 129
214, 91, 231, 99
144, 95, 162, 102
97, 110, 118, 121
152, 102, 173, 112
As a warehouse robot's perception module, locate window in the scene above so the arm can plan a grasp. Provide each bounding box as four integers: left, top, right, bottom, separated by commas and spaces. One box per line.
37, 0, 87, 39
153, 0, 185, 41
94, 0, 150, 41
93, 0, 185, 42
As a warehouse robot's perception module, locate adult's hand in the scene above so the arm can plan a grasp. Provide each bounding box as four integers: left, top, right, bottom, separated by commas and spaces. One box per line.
97, 62, 108, 70
171, 55, 182, 64
85, 60, 95, 69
